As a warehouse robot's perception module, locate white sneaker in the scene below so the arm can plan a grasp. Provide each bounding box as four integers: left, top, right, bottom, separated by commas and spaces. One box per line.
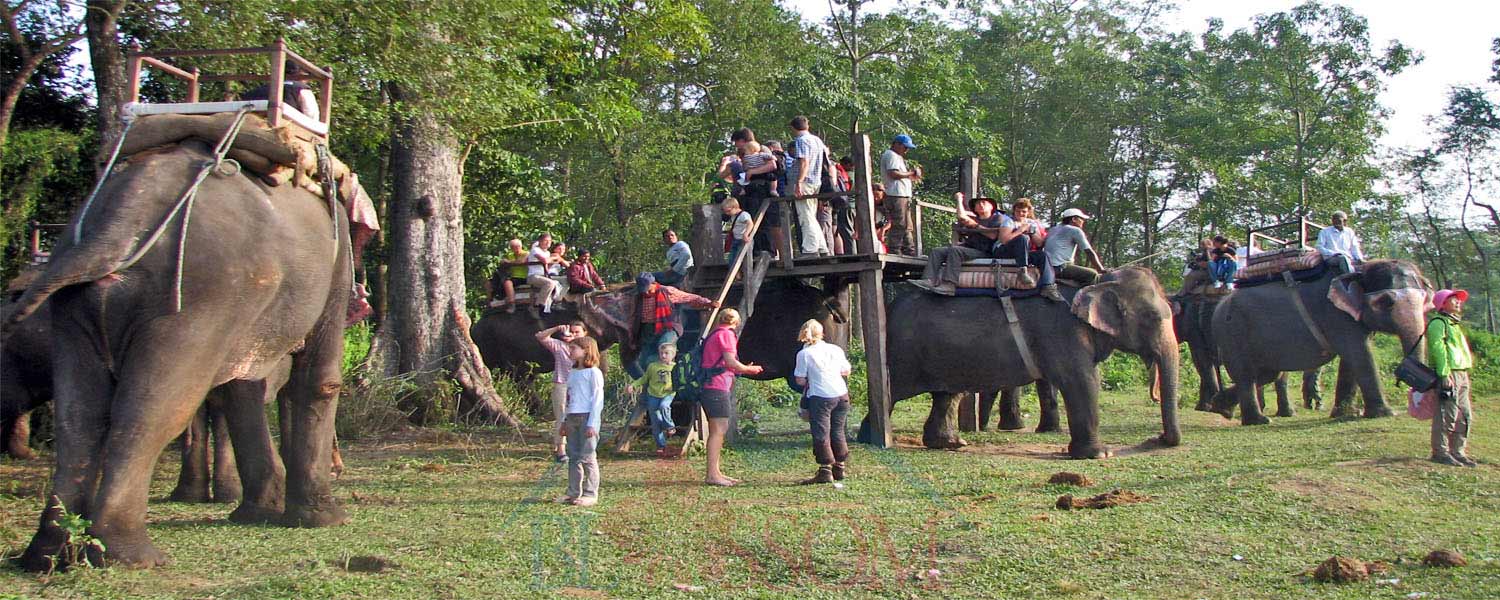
573, 496, 598, 507
1213, 281, 1223, 289
1226, 282, 1235, 290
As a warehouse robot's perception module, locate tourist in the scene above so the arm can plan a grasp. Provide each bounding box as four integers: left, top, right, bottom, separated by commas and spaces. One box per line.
1426, 289, 1477, 467
489, 238, 529, 312
722, 197, 753, 265
627, 342, 679, 457
1175, 238, 1214, 297
1208, 235, 1239, 289
242, 62, 320, 120
880, 134, 922, 255
738, 137, 784, 258
630, 272, 717, 378
654, 229, 695, 286
1316, 210, 1365, 274
833, 156, 855, 254
700, 308, 764, 486
1010, 198, 1048, 252
565, 249, 607, 294
526, 233, 562, 314
1043, 208, 1106, 286
793, 319, 852, 485
535, 322, 585, 462
992, 200, 1064, 302
786, 116, 830, 257
558, 336, 605, 506
918, 193, 1003, 296
765, 140, 789, 199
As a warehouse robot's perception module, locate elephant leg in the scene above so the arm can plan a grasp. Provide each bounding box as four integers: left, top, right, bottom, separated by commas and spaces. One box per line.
1035, 380, 1062, 433
1192, 351, 1218, 412
2, 395, 36, 460
957, 392, 979, 433
1056, 371, 1107, 459
997, 387, 1026, 431
168, 405, 212, 503
1273, 372, 1295, 418
20, 334, 113, 572
1330, 359, 1359, 418
976, 389, 999, 432
1254, 382, 1266, 411
222, 381, 286, 523
1302, 366, 1324, 410
85, 347, 218, 569
1238, 375, 1271, 426
922, 393, 965, 449
208, 398, 241, 503
279, 321, 348, 528
1347, 346, 1394, 418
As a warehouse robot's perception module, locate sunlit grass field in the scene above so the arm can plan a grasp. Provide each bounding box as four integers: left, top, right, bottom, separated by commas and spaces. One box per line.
2, 380, 1496, 599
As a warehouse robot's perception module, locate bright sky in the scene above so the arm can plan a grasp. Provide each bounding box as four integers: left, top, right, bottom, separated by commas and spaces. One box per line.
785, 0, 1499, 153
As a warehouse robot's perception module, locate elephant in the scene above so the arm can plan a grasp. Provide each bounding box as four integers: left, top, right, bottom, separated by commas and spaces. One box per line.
1210, 259, 1430, 425
2, 139, 351, 570
956, 382, 1061, 434
865, 267, 1181, 459
1173, 294, 1324, 416
2, 284, 50, 460
472, 278, 845, 391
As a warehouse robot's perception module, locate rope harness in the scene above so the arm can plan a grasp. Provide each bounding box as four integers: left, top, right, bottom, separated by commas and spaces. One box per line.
1000, 296, 1044, 381
1282, 271, 1334, 356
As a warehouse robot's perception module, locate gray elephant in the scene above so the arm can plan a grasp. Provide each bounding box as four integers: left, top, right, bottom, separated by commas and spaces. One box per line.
3, 140, 350, 570
866, 267, 1181, 458
1210, 259, 1430, 425
1173, 294, 1323, 416
2, 284, 50, 460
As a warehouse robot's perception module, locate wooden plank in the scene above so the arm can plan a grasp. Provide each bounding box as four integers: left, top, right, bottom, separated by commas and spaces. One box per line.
851, 134, 878, 255
610, 403, 647, 453
917, 201, 958, 214
130, 46, 277, 58
268, 40, 286, 128
913, 199, 924, 256
318, 65, 333, 126
858, 267, 893, 448
777, 200, 795, 269
960, 157, 980, 201
186, 67, 200, 102
140, 56, 196, 81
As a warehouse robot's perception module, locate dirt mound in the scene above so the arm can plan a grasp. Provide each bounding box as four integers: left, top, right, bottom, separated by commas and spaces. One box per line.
1047, 472, 1093, 486
334, 555, 398, 573
1312, 556, 1369, 583
1055, 489, 1150, 510
1422, 549, 1467, 567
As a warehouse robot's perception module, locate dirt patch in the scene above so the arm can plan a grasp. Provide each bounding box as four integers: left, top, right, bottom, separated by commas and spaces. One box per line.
1423, 549, 1467, 567
1271, 477, 1378, 506
1047, 472, 1093, 487
1055, 489, 1151, 510
333, 555, 398, 573
952, 442, 1070, 459
1311, 556, 1369, 583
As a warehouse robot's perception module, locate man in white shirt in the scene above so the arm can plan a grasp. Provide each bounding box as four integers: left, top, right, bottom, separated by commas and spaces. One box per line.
1316, 210, 1364, 274
654, 229, 695, 285
525, 233, 562, 314
787, 116, 831, 257
880, 134, 922, 255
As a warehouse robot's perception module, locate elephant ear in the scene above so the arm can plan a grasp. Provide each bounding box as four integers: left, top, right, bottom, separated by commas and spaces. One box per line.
580, 290, 633, 341
1328, 274, 1364, 321
1072, 282, 1126, 338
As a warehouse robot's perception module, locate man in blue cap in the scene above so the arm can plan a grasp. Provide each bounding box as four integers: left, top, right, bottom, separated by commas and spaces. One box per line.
880, 134, 923, 255
628, 272, 718, 377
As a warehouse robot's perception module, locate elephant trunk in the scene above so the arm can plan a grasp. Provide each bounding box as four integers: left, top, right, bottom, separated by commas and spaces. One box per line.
1150, 328, 1182, 447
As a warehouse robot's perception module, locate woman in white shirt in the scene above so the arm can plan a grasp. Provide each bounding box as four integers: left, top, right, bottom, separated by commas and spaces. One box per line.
793, 319, 852, 485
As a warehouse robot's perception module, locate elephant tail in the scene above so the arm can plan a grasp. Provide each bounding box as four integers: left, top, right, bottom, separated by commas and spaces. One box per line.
2, 215, 143, 338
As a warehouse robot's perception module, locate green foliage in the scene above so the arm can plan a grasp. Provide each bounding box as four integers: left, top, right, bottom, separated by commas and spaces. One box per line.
0, 127, 88, 282
1099, 351, 1143, 391
47, 499, 105, 571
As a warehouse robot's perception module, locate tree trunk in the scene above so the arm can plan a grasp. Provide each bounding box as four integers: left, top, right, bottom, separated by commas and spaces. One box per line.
1460, 164, 1497, 333
85, 0, 129, 172
369, 93, 518, 428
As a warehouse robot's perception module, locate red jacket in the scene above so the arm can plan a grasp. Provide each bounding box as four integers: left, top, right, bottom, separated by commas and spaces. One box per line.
567, 261, 606, 290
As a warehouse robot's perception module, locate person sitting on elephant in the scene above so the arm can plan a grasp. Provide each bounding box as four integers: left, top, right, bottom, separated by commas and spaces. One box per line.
1009, 198, 1048, 252
566, 249, 607, 294
1317, 210, 1365, 274
993, 200, 1064, 302
1209, 235, 1239, 289
526, 233, 563, 315
1174, 238, 1214, 298
627, 342, 679, 457
629, 273, 717, 378
916, 193, 1002, 296
1043, 208, 1106, 286
488, 238, 530, 312
654, 229, 695, 286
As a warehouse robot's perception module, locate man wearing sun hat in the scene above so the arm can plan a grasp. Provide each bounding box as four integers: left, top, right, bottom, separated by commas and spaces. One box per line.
1426, 288, 1477, 467
917, 193, 1004, 295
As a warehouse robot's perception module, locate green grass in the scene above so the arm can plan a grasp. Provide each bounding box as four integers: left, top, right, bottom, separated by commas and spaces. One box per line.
2, 386, 1497, 599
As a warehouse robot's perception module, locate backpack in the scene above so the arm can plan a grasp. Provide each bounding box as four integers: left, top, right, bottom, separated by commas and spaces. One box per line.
819, 150, 849, 209
671, 344, 725, 404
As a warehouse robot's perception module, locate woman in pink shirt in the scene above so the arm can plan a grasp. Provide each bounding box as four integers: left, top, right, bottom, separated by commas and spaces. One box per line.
698, 309, 763, 486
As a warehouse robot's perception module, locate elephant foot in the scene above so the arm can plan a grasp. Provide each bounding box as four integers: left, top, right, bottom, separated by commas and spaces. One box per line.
5, 443, 35, 460
1275, 408, 1295, 418
1067, 443, 1112, 460
855, 418, 872, 444
19, 507, 70, 572
1363, 404, 1394, 419
1240, 414, 1271, 426
922, 433, 967, 450
228, 503, 284, 525
1329, 404, 1358, 419
998, 418, 1026, 431
98, 531, 170, 569
1156, 431, 1182, 447
281, 501, 349, 528
1035, 418, 1062, 434
1193, 401, 1213, 412
1213, 407, 1235, 420
168, 485, 211, 504
212, 484, 243, 504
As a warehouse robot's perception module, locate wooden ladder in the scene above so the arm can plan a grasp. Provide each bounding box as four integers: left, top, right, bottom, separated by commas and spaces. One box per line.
611, 200, 775, 455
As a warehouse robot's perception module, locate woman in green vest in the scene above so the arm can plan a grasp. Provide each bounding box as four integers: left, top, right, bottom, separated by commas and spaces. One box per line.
1426, 289, 1477, 467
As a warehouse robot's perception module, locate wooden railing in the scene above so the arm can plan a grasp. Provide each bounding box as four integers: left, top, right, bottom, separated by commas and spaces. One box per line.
1246, 217, 1325, 254
127, 38, 334, 132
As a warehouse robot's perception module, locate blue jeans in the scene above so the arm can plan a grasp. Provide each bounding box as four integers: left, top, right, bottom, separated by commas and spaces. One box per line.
726, 239, 746, 266
652, 270, 685, 286
1210, 257, 1237, 283
640, 393, 677, 448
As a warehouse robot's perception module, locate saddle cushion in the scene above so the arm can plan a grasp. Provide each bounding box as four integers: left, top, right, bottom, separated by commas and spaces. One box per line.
956, 263, 1038, 291
1233, 260, 1329, 289
1236, 248, 1322, 280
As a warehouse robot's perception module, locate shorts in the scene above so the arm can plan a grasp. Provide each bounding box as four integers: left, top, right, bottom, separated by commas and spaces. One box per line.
508, 277, 527, 288
698, 388, 733, 419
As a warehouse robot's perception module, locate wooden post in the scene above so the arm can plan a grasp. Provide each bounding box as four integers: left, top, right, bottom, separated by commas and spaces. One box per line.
319, 65, 334, 127
127, 43, 143, 103
187, 67, 200, 102
851, 133, 893, 448
913, 200, 924, 256
268, 38, 287, 128
778, 199, 795, 269
959, 157, 980, 201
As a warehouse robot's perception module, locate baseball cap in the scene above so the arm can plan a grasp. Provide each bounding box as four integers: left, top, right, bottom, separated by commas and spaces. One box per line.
892, 134, 916, 149
635, 272, 656, 292
1060, 208, 1091, 220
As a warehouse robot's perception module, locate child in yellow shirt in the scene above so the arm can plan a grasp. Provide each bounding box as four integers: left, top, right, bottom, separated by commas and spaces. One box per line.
627, 343, 678, 456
